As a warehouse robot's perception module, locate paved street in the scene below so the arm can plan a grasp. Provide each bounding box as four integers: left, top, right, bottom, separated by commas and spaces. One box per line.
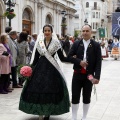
0, 57, 120, 120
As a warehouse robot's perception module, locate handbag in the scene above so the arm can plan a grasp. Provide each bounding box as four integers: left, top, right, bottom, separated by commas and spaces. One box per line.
2, 51, 9, 56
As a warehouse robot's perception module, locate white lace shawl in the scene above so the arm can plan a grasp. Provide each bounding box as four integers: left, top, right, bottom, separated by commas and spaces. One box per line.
36, 39, 61, 56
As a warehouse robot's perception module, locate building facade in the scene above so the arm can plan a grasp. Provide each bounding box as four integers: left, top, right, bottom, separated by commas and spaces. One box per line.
0, 0, 6, 34
0, 0, 76, 36
106, 0, 113, 39
74, 0, 111, 39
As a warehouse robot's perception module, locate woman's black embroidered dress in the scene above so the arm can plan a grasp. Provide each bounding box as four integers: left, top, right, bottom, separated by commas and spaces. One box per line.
19, 40, 70, 115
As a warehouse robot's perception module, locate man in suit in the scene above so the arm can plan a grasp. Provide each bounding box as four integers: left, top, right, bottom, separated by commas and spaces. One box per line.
8, 31, 22, 88
68, 24, 102, 120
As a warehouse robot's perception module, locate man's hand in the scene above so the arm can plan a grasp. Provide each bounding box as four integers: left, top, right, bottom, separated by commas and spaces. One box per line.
80, 61, 88, 67
92, 78, 99, 84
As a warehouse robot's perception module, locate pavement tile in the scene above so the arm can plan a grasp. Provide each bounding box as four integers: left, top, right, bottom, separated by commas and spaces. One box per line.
1, 59, 120, 120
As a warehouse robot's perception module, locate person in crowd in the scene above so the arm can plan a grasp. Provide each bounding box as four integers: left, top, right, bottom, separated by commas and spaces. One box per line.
28, 33, 37, 52
74, 37, 79, 41
108, 39, 113, 52
98, 38, 102, 44
111, 38, 119, 60
16, 31, 29, 86
118, 40, 120, 53
100, 41, 108, 59
104, 38, 108, 48
26, 35, 32, 64
19, 24, 70, 120
69, 36, 73, 49
69, 36, 74, 43
32, 33, 37, 42
5, 27, 12, 34
56, 34, 63, 46
95, 38, 99, 42
0, 33, 11, 94
68, 24, 102, 120
8, 31, 22, 88
63, 35, 70, 56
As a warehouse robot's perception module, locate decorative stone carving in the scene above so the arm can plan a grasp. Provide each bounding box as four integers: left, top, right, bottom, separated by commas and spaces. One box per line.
38, 2, 44, 8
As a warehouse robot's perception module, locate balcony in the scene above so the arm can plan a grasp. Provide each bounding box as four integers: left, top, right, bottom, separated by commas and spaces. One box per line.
106, 12, 112, 18
91, 6, 100, 10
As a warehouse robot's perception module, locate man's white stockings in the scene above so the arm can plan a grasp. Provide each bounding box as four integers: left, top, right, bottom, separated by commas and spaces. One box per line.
72, 104, 79, 120
82, 103, 90, 120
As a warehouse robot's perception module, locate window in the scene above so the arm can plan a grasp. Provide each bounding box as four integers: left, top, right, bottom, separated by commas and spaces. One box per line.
92, 22, 98, 29
22, 9, 31, 20
96, 22, 98, 29
94, 2, 97, 9
86, 2, 89, 8
93, 22, 95, 29
92, 12, 95, 18
46, 15, 52, 24
96, 12, 98, 18
75, 14, 79, 19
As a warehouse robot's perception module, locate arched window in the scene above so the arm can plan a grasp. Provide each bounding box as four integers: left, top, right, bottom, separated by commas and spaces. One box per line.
86, 2, 89, 8
46, 15, 52, 24
22, 8, 32, 35
22, 8, 31, 20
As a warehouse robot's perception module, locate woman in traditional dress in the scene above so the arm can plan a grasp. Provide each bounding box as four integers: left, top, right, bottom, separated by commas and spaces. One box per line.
19, 24, 70, 120
100, 41, 108, 59
111, 38, 119, 60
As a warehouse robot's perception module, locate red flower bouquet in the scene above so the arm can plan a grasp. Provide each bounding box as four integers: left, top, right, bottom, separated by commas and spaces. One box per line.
20, 66, 32, 77
87, 74, 95, 83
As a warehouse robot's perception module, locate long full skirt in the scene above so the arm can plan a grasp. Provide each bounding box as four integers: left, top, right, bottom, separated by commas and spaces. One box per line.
19, 56, 70, 115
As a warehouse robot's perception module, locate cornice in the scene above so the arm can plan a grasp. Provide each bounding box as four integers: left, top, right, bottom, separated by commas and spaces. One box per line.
37, 2, 45, 8
66, 0, 75, 5
27, 0, 76, 12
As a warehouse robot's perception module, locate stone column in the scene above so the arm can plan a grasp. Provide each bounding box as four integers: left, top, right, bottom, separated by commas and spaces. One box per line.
34, 0, 38, 33
53, 4, 57, 32
37, 2, 42, 33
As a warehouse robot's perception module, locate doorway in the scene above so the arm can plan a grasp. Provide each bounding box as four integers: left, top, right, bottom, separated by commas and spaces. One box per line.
22, 8, 32, 35
22, 20, 31, 35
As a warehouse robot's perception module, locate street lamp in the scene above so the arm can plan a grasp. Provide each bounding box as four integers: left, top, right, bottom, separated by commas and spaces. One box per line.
3, 0, 16, 27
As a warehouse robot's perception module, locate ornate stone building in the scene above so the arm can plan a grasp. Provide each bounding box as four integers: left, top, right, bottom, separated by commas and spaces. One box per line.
106, 0, 113, 39
74, 0, 113, 39
0, 0, 6, 34
0, 0, 76, 36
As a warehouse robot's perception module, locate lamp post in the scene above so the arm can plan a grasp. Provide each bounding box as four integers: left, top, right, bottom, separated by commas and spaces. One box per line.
3, 0, 16, 27
61, 10, 67, 37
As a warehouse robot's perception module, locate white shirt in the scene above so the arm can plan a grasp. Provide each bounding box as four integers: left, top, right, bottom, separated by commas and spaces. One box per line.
83, 39, 90, 61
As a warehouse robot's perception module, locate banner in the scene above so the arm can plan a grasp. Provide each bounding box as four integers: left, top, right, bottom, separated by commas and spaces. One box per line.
99, 28, 105, 38
112, 12, 120, 36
